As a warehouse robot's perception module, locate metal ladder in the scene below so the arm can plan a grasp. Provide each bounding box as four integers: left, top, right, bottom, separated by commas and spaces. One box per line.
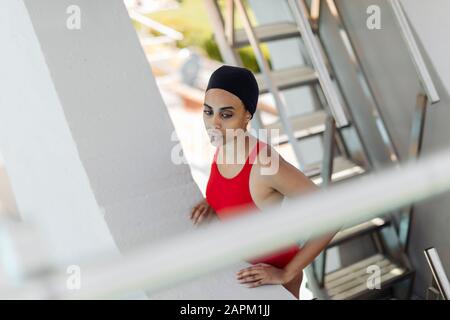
204, 0, 414, 299
203, 0, 367, 183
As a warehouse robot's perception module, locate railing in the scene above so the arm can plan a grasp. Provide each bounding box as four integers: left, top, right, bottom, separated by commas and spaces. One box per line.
389, 0, 441, 251
389, 0, 440, 104
232, 0, 308, 169
424, 247, 450, 300
288, 0, 349, 127
2, 146, 450, 299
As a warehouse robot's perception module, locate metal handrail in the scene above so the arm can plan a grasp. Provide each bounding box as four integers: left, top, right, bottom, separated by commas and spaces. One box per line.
225, 0, 235, 46
233, 0, 307, 169
288, 0, 349, 127
313, 115, 335, 287
389, 0, 440, 104
424, 247, 450, 300
327, 0, 399, 164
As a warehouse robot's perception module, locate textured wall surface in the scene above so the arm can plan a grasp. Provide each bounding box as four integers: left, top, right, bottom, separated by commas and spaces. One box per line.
0, 0, 119, 266
0, 0, 294, 299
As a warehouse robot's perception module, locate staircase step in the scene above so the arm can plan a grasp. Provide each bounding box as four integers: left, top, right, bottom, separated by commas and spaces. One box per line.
328, 217, 390, 248
324, 254, 409, 300
306, 156, 365, 183
265, 110, 330, 144
256, 66, 317, 94
233, 22, 301, 48
326, 254, 385, 282
273, 144, 365, 184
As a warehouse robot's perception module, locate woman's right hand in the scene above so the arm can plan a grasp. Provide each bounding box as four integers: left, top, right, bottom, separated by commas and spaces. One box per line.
190, 198, 215, 225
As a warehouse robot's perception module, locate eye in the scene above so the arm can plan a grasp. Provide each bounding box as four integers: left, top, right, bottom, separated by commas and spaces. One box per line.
221, 112, 233, 119
203, 109, 212, 116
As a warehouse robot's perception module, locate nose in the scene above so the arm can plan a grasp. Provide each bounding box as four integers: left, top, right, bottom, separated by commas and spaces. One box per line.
212, 114, 222, 129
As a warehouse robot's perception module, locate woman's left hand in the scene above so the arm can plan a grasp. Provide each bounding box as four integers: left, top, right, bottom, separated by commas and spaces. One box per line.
236, 263, 292, 288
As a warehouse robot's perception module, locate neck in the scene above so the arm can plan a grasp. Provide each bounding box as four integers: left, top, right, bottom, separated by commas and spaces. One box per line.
219, 131, 253, 165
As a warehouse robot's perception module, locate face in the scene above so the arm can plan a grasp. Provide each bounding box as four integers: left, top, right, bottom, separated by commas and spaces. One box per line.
203, 88, 252, 146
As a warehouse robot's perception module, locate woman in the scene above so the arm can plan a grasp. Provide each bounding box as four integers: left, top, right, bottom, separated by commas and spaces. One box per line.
190, 65, 336, 299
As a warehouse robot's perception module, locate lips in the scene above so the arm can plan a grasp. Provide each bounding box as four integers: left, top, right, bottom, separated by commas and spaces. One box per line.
207, 129, 223, 145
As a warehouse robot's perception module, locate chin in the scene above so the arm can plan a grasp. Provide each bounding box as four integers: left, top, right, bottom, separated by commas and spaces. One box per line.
209, 135, 224, 147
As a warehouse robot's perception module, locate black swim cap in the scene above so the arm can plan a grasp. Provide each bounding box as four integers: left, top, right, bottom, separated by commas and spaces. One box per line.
206, 65, 259, 118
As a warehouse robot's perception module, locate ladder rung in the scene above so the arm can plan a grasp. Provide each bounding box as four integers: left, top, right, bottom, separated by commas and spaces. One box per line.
256, 66, 317, 94
306, 156, 365, 181
329, 262, 396, 296
325, 254, 385, 282
233, 22, 301, 48
272, 147, 365, 183
326, 259, 392, 290
324, 254, 409, 300
265, 110, 338, 144
328, 218, 390, 248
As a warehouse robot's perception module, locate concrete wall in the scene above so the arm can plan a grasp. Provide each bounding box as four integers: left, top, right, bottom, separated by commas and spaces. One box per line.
0, 0, 120, 267
0, 0, 294, 299
23, 0, 201, 252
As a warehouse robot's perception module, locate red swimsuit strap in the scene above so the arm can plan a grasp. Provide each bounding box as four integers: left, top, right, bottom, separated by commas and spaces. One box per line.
213, 139, 267, 165
249, 140, 267, 165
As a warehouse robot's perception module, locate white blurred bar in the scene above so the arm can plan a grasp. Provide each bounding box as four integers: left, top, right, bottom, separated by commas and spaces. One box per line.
3, 147, 450, 299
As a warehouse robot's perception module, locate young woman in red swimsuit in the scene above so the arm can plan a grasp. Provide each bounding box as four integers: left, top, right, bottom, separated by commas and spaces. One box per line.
190, 65, 336, 299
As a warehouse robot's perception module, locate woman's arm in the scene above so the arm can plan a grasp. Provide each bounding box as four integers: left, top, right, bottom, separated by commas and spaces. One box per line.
265, 147, 339, 282
236, 146, 340, 288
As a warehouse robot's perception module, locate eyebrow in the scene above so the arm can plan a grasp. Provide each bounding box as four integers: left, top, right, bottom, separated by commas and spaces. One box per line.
203, 103, 235, 111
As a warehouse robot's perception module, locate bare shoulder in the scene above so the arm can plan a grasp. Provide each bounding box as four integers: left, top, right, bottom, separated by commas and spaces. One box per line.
255, 143, 289, 171
256, 143, 318, 197
253, 142, 277, 174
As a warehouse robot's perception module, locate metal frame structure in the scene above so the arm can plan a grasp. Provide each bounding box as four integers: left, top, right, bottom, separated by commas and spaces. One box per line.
388, 0, 440, 252
389, 0, 440, 105
233, 0, 307, 168
287, 0, 348, 127
203, 0, 358, 174
326, 0, 400, 165
203, 0, 427, 297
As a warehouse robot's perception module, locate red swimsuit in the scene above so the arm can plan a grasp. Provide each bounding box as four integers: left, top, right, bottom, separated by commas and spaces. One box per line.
205, 139, 300, 269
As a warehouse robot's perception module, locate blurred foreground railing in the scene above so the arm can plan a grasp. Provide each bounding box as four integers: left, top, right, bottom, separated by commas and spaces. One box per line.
2, 147, 450, 299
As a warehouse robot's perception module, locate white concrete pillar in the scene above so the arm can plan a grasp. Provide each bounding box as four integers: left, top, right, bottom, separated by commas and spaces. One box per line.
0, 0, 294, 299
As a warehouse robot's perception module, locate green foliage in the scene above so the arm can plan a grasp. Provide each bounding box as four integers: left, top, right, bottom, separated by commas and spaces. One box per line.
203, 35, 272, 73
147, 0, 271, 73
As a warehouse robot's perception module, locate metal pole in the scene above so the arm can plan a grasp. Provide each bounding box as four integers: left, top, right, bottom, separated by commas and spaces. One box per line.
424, 247, 450, 300
234, 0, 307, 170
288, 0, 349, 127
389, 0, 440, 104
